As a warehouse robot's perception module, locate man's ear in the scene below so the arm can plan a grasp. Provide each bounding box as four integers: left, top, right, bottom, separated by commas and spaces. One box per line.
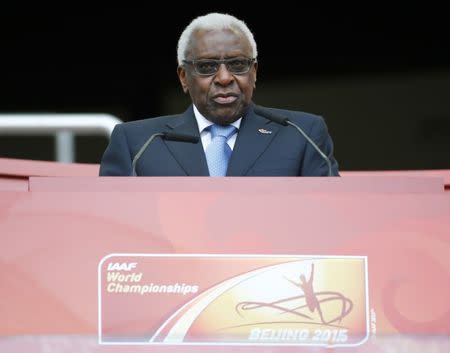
252, 62, 258, 88
177, 66, 189, 93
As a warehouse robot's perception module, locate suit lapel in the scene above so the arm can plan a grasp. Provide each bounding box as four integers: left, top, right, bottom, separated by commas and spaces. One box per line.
164, 107, 209, 176
227, 108, 281, 176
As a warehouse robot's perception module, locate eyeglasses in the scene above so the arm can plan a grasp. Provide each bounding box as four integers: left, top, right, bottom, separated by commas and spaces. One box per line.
182, 57, 256, 76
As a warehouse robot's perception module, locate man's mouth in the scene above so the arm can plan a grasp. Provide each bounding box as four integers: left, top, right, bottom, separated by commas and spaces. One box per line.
212, 94, 238, 105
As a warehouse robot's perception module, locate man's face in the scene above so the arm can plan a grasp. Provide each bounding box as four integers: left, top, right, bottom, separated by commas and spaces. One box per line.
177, 28, 257, 125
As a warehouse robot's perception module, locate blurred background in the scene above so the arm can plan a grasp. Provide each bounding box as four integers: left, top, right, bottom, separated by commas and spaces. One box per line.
1, 5, 449, 170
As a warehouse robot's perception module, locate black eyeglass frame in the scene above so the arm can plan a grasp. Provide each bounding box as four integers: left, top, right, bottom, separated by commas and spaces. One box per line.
182, 57, 256, 76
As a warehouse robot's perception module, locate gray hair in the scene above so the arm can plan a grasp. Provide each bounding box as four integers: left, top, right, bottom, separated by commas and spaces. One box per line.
177, 12, 258, 66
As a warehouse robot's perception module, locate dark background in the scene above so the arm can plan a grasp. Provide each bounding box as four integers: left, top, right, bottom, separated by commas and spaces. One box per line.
1, 6, 449, 170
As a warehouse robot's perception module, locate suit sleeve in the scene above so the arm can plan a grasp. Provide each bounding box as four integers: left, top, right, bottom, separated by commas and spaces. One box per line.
300, 116, 339, 176
99, 124, 133, 176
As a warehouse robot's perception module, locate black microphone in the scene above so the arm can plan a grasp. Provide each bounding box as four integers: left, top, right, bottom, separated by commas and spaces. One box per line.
131, 132, 199, 176
253, 105, 334, 176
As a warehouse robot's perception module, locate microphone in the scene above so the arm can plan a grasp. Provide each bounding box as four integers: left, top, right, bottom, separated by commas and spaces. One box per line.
131, 132, 199, 176
253, 105, 334, 176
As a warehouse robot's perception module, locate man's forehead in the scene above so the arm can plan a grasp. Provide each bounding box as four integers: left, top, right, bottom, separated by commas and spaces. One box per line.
189, 29, 251, 57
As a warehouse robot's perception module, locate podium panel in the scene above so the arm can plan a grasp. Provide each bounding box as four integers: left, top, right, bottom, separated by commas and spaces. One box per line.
1, 177, 449, 352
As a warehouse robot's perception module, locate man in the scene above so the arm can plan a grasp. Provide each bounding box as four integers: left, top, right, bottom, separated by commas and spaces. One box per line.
99, 13, 339, 176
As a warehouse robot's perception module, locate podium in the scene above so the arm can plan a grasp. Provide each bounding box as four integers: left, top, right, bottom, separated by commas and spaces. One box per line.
1, 158, 449, 352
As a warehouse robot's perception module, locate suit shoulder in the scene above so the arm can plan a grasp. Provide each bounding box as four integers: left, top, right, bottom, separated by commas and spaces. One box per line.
258, 106, 325, 127
113, 114, 181, 132
266, 106, 322, 120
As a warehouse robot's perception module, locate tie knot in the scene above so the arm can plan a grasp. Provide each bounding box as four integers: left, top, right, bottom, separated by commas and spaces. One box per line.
210, 124, 236, 140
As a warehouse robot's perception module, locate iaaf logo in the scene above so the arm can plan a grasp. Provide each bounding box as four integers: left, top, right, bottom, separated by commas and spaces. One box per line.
107, 262, 137, 271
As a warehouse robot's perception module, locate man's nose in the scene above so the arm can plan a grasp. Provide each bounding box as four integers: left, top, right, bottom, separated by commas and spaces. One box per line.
214, 63, 234, 84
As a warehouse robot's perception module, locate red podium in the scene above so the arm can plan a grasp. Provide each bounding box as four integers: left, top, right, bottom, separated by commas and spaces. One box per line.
1, 158, 449, 353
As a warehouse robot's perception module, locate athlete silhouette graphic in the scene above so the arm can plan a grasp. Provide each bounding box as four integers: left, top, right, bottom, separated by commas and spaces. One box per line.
236, 262, 353, 327
288, 263, 326, 324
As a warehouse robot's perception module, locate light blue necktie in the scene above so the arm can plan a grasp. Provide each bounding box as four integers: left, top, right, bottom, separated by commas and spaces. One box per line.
205, 124, 237, 176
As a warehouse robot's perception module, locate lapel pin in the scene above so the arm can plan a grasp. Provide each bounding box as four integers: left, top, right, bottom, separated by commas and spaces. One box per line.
258, 128, 272, 134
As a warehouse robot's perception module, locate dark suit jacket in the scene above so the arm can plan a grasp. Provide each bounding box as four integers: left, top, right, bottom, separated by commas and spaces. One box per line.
99, 105, 339, 176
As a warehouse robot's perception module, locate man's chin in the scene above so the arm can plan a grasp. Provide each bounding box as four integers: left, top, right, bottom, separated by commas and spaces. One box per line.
208, 114, 239, 125
206, 103, 246, 125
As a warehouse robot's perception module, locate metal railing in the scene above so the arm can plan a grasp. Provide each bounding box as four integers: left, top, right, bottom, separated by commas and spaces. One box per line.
0, 113, 122, 163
